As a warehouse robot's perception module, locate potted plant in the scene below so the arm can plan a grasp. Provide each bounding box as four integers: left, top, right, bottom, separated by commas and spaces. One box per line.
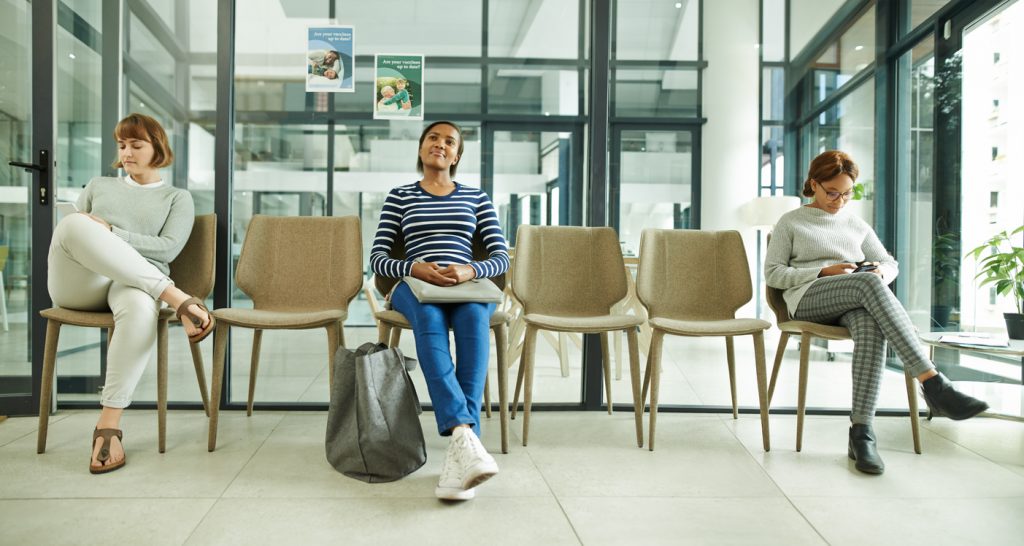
967, 225, 1024, 339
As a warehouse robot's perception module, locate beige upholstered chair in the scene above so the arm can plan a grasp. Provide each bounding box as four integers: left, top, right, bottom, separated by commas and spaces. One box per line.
37, 214, 216, 454
207, 215, 362, 451
370, 230, 511, 453
636, 229, 772, 451
511, 225, 644, 447
765, 285, 922, 453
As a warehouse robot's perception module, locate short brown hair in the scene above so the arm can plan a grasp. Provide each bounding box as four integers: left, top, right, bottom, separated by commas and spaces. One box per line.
111, 113, 174, 169
802, 150, 859, 197
416, 121, 464, 177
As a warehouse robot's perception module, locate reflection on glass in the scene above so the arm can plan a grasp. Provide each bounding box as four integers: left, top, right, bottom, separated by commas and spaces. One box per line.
904, 0, 952, 35
806, 81, 875, 225
488, 66, 579, 116
0, 0, 32, 395
812, 5, 876, 105
898, 39, 937, 332
614, 68, 698, 117
615, 0, 698, 60
960, 2, 1023, 338
614, 131, 693, 255
490, 0, 577, 59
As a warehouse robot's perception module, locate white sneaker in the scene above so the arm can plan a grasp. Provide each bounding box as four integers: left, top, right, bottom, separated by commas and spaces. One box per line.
435, 438, 475, 500
451, 426, 499, 490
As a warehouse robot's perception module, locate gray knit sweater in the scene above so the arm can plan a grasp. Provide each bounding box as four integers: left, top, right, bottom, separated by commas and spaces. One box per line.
76, 176, 195, 274
764, 205, 898, 316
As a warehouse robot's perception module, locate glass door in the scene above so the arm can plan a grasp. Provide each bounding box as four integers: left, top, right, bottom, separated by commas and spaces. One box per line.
610, 126, 700, 255
926, 0, 1023, 416
1, 0, 55, 415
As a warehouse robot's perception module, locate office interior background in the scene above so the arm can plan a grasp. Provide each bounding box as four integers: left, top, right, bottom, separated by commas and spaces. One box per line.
0, 0, 1021, 420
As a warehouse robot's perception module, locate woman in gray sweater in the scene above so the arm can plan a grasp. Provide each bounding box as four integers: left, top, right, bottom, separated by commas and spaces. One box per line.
48, 113, 214, 474
765, 150, 987, 475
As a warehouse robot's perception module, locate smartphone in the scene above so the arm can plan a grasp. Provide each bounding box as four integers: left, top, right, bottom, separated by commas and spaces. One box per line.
853, 262, 878, 273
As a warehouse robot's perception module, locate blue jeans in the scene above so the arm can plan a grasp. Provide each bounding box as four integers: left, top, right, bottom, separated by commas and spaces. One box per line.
391, 281, 496, 437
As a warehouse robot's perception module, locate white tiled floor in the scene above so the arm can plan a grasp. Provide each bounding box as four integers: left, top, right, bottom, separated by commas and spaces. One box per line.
2, 409, 1023, 545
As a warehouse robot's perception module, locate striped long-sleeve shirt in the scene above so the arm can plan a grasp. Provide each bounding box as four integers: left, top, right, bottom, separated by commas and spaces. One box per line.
370, 182, 510, 280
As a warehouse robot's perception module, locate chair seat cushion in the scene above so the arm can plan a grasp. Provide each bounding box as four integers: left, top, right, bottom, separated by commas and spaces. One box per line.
375, 309, 510, 328
212, 308, 346, 329
650, 317, 771, 336
523, 313, 643, 333
42, 306, 180, 328
40, 307, 115, 328
778, 320, 851, 340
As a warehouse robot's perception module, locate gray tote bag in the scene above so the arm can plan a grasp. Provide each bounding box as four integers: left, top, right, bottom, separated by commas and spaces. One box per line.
325, 342, 426, 483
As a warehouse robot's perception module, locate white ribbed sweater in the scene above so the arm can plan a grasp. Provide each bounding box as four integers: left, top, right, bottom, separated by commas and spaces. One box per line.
764, 205, 898, 315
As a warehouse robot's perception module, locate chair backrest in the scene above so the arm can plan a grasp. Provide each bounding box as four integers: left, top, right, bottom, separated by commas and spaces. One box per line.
168, 214, 216, 300
512, 225, 626, 316
235, 215, 363, 311
763, 232, 791, 324
636, 229, 753, 321
765, 286, 790, 325
374, 228, 506, 297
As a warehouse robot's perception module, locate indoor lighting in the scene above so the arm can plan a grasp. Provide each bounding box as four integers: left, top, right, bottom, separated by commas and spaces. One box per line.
68, 53, 75, 59
854, 45, 864, 51
675, 2, 682, 8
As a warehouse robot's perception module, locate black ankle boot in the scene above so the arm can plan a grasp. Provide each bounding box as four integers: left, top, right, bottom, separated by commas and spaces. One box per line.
921, 373, 989, 421
848, 424, 884, 475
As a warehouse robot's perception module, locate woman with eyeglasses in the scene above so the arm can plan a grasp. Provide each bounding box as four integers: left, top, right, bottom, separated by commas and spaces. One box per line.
764, 150, 988, 475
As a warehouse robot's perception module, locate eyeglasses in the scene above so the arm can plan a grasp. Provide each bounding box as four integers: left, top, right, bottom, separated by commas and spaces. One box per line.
821, 189, 854, 201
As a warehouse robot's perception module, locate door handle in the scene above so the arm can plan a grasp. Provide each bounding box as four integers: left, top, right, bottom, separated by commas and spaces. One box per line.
7, 149, 50, 205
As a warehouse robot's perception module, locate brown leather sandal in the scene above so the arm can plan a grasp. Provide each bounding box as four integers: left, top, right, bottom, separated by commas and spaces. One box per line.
89, 428, 126, 475
176, 296, 215, 344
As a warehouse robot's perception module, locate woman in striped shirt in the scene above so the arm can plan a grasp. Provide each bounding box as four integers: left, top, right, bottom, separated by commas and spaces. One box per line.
370, 121, 509, 501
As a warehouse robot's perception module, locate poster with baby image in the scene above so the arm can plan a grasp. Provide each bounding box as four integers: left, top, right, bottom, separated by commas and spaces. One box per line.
306, 25, 354, 93
374, 54, 423, 120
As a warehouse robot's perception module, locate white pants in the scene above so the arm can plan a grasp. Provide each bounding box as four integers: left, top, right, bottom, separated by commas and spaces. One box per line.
48, 214, 174, 408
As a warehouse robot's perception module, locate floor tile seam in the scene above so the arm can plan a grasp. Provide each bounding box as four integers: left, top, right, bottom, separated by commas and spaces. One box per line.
0, 496, 223, 501
522, 445, 585, 545
917, 418, 1024, 470
714, 413, 833, 545
213, 412, 289, 499
182, 497, 224, 545
0, 412, 83, 447
212, 494, 562, 501
785, 494, 1024, 501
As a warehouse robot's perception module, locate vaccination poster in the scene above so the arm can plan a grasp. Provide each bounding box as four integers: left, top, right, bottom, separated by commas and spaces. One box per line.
374, 54, 424, 120
306, 25, 354, 92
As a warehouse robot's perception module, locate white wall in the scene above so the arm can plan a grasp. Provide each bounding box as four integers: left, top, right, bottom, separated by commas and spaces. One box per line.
789, 0, 846, 60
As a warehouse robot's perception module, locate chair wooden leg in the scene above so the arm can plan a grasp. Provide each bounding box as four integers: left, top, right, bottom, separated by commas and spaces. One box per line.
494, 323, 510, 454
768, 332, 790, 405
626, 328, 643, 448
389, 326, 402, 348
37, 320, 61, 454
157, 318, 169, 453
614, 329, 623, 381
558, 332, 570, 378
337, 322, 346, 351
247, 329, 263, 417
483, 371, 492, 419
378, 323, 391, 344
753, 331, 771, 452
600, 331, 613, 415
796, 332, 812, 452
647, 330, 666, 451
905, 369, 922, 454
326, 322, 340, 387
521, 325, 539, 446
511, 343, 528, 420
189, 343, 211, 417
208, 323, 229, 452
726, 336, 738, 419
